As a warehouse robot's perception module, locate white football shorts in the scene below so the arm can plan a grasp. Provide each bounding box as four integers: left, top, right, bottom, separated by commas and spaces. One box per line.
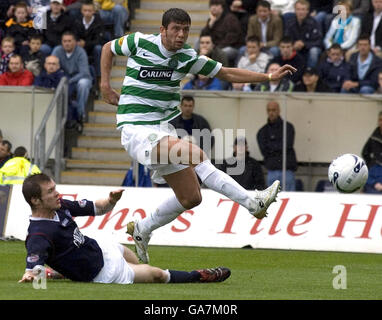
92, 238, 135, 284
120, 123, 189, 183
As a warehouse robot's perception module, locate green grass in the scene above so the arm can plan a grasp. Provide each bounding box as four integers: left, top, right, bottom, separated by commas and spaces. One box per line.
1, 241, 382, 300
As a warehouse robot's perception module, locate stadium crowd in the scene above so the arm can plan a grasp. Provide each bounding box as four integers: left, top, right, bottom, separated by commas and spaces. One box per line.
1, 0, 382, 192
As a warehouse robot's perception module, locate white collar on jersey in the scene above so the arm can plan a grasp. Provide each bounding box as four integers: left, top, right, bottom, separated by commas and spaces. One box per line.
29, 212, 60, 222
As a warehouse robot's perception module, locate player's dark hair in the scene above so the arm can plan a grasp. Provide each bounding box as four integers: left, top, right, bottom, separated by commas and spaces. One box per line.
22, 173, 52, 209
162, 8, 191, 28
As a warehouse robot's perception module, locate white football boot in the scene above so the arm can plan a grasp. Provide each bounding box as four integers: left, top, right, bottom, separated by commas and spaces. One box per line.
126, 221, 151, 264
248, 180, 281, 219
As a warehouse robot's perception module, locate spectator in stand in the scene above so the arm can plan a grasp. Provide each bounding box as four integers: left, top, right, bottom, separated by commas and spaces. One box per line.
270, 36, 305, 83
268, 0, 297, 26
94, 0, 129, 38
198, 32, 229, 67
284, 0, 322, 68
33, 55, 65, 88
226, 0, 259, 36
20, 34, 45, 76
362, 110, 382, 168
0, 54, 33, 85
257, 100, 298, 191
217, 136, 266, 190
74, 1, 106, 82
169, 96, 215, 155
318, 43, 351, 92
293, 67, 332, 92
0, 140, 12, 169
246, 0, 283, 58
182, 74, 223, 90
0, 1, 12, 24
40, 0, 73, 56
201, 0, 245, 66
363, 163, 382, 193
333, 0, 370, 19
341, 35, 382, 94
308, 0, 334, 34
52, 31, 92, 125
5, 2, 36, 49
0, 146, 41, 185
377, 70, 382, 93
0, 37, 16, 74
361, 0, 382, 60
254, 61, 294, 91
323, 0, 361, 56
232, 35, 271, 91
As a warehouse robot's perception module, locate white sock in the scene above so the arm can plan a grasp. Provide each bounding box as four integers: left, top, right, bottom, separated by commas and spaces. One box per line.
194, 160, 252, 209
138, 195, 186, 235
164, 269, 171, 283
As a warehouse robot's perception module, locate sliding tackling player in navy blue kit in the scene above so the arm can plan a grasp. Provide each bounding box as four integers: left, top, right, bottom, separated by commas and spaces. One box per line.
19, 173, 230, 284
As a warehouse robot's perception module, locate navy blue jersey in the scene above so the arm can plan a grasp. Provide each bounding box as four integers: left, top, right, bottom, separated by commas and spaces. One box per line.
25, 199, 104, 282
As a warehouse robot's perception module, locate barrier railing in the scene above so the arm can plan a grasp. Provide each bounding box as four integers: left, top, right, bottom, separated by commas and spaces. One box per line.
33, 77, 68, 182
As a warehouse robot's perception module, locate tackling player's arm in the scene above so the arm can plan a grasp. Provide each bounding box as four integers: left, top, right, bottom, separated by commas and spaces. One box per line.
216, 64, 297, 83
94, 189, 125, 216
100, 41, 120, 106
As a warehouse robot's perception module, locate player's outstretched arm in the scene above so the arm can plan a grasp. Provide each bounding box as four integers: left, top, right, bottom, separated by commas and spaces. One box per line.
94, 189, 125, 216
100, 41, 120, 106
216, 64, 297, 83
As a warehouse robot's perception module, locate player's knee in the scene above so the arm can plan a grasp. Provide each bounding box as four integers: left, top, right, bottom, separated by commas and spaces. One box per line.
152, 268, 167, 283
178, 192, 202, 209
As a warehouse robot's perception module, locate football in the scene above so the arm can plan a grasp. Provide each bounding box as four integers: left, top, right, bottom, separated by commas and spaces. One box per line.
328, 154, 368, 193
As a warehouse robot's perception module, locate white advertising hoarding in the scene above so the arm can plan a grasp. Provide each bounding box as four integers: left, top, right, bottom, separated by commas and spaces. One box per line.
4, 184, 382, 254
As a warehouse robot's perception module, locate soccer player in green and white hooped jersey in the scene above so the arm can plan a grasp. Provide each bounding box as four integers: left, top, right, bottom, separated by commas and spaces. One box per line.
101, 8, 297, 264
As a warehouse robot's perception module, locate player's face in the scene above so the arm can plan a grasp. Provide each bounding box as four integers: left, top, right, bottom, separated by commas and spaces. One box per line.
161, 22, 190, 51
38, 180, 61, 211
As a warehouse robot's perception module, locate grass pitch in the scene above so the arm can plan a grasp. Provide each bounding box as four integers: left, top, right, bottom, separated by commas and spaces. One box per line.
1, 240, 382, 300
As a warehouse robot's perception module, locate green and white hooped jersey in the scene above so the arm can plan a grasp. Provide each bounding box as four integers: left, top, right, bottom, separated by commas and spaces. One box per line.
111, 32, 222, 127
